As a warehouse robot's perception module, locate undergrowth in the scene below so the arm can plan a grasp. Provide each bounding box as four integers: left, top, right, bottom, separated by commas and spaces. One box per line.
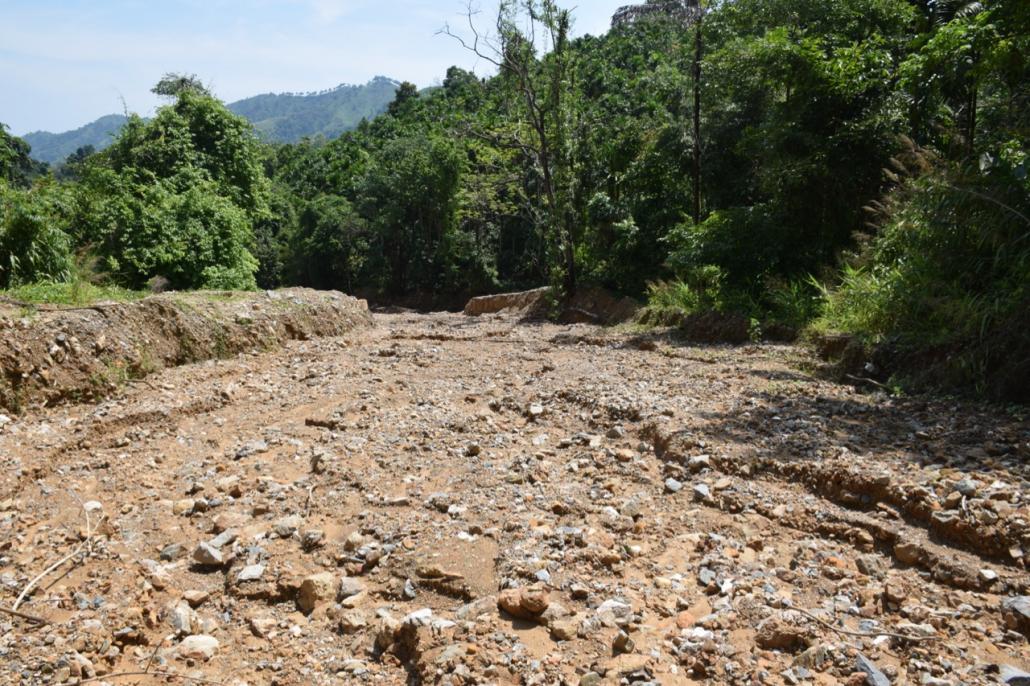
2, 281, 144, 306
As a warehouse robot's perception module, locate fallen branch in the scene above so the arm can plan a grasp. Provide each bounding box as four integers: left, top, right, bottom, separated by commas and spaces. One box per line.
12, 543, 88, 611
0, 605, 50, 624
74, 670, 224, 685
143, 635, 167, 675
845, 374, 893, 392
788, 607, 940, 643
13, 495, 101, 612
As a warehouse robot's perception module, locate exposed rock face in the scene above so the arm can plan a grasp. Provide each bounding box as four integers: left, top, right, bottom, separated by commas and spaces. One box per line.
463, 287, 550, 316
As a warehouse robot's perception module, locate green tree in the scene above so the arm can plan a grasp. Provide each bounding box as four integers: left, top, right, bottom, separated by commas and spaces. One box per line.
0, 123, 48, 189
76, 84, 268, 290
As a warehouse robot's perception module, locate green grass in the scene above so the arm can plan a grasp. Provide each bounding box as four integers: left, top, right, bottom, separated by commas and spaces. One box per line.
1, 281, 145, 307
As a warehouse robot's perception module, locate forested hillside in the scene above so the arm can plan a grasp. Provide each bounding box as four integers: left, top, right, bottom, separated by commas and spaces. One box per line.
2, 0, 1027, 399
20, 78, 399, 163
229, 76, 402, 143
20, 115, 130, 166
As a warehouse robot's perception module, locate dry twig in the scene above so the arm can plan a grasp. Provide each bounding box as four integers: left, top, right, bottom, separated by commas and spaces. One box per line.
787, 607, 941, 643
12, 494, 100, 612
0, 605, 50, 624
12, 543, 89, 611
74, 670, 224, 685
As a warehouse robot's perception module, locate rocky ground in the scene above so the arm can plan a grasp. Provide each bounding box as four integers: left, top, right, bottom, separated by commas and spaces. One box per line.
0, 309, 1027, 685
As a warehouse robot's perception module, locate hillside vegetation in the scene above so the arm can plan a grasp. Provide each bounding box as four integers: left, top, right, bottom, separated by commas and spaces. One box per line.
2, 0, 1028, 400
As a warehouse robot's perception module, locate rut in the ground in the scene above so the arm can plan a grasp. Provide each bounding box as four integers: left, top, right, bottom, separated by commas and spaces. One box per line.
0, 311, 1027, 686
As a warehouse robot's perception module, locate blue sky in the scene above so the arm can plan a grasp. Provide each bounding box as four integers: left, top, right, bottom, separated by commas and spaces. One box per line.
1, 0, 628, 136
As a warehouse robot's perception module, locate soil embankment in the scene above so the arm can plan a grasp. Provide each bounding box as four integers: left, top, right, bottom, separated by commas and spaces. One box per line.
0, 288, 372, 412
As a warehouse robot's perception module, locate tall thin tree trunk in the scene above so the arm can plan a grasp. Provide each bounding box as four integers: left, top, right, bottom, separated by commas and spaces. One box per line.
966, 80, 978, 156
692, 12, 703, 227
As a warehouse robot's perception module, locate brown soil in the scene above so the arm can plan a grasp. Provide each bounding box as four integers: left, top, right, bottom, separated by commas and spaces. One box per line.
0, 289, 372, 413
0, 308, 1027, 686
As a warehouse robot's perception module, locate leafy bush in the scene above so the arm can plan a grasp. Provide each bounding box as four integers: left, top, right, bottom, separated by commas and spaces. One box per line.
0, 182, 74, 288
74, 87, 266, 291
79, 174, 258, 290
819, 156, 1030, 398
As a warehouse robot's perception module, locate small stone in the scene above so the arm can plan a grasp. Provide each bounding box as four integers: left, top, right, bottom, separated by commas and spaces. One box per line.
894, 542, 922, 565
402, 608, 434, 626
1000, 665, 1030, 686
612, 630, 635, 654
274, 515, 303, 538
297, 572, 336, 613
160, 543, 186, 562
954, 478, 979, 497
580, 673, 602, 686
688, 454, 711, 472
338, 609, 368, 633
169, 601, 196, 636
549, 617, 579, 641
301, 529, 325, 551
192, 543, 224, 567
338, 577, 365, 600
216, 475, 242, 496
67, 652, 95, 679
615, 449, 636, 463
236, 564, 266, 582
855, 653, 890, 686
249, 615, 276, 638
675, 611, 696, 629
693, 484, 711, 501
344, 530, 366, 550
498, 586, 550, 620
173, 499, 196, 516
856, 555, 887, 579
213, 512, 248, 533
209, 529, 238, 549
664, 478, 683, 494
756, 617, 810, 653
177, 635, 219, 661
1001, 596, 1030, 636
183, 590, 210, 608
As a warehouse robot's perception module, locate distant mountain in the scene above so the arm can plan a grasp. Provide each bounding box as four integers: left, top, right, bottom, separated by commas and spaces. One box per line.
231, 76, 401, 143
22, 114, 129, 165
22, 77, 400, 164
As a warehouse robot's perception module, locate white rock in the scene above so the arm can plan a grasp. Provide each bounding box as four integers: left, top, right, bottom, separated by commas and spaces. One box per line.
402, 608, 433, 626
177, 635, 219, 661
236, 564, 265, 582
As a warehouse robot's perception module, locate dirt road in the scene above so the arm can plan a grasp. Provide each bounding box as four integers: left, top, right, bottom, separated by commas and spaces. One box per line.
1, 311, 1027, 685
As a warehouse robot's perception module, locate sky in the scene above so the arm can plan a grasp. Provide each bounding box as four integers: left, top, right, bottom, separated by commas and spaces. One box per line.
1, 0, 629, 136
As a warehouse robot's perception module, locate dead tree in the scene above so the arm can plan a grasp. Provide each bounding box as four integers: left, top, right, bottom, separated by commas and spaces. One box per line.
441, 1, 579, 297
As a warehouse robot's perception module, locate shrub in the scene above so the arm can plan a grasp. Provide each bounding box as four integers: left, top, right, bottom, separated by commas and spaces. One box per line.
0, 182, 74, 288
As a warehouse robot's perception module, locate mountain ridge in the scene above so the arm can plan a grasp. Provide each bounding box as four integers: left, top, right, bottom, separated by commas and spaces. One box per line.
22, 76, 401, 164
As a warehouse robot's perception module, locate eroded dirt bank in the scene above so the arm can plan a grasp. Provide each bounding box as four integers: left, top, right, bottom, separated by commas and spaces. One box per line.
0, 289, 373, 413
0, 310, 1027, 686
